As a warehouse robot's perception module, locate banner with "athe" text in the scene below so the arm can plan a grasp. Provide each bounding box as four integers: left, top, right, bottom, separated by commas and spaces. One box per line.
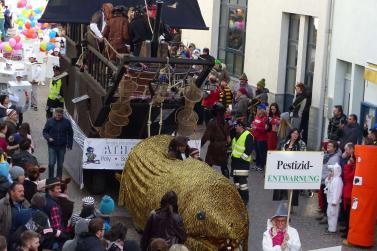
264, 151, 324, 190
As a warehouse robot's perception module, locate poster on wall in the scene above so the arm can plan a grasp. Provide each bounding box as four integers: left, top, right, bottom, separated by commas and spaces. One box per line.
264, 151, 324, 190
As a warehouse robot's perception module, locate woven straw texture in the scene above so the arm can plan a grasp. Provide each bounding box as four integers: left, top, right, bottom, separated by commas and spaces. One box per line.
118, 135, 249, 250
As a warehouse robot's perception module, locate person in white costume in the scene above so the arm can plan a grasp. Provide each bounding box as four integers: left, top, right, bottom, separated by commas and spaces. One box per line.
263, 202, 302, 251
324, 163, 343, 233
28, 55, 42, 111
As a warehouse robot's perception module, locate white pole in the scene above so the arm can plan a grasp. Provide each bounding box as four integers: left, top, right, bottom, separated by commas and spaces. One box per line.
287, 189, 293, 226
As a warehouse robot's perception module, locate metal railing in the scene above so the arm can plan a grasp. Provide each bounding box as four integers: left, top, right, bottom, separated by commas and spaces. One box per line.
86, 44, 117, 91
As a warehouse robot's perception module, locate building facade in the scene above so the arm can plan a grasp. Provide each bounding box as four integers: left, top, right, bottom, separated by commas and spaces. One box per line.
326, 0, 377, 132
182, 0, 332, 149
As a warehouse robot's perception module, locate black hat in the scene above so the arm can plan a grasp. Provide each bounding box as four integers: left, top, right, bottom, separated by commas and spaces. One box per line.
232, 120, 245, 127
174, 136, 189, 147
45, 177, 61, 188
113, 5, 126, 13
52, 65, 60, 71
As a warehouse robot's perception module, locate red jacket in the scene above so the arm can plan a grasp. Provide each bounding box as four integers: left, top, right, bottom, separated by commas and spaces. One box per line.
252, 115, 268, 141
0, 135, 7, 153
202, 86, 220, 108
342, 162, 355, 206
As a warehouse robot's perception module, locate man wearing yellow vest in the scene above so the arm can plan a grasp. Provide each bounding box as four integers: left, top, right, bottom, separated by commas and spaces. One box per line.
46, 66, 64, 118
231, 120, 254, 205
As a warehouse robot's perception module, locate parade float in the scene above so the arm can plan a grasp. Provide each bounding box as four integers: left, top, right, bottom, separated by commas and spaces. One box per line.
39, 1, 249, 250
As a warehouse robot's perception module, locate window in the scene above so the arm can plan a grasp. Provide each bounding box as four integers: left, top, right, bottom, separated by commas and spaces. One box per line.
218, 0, 247, 76
284, 14, 300, 110
304, 17, 318, 90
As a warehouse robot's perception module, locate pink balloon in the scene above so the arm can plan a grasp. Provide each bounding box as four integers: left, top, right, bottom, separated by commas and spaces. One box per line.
14, 43, 23, 50
15, 35, 21, 43
22, 30, 28, 36
9, 38, 16, 48
0, 43, 3, 50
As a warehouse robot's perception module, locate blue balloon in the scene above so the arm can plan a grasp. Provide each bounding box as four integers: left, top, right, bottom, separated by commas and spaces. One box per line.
29, 16, 34, 21
49, 30, 57, 39
47, 42, 55, 51
34, 8, 41, 14
18, 26, 23, 30
31, 21, 36, 27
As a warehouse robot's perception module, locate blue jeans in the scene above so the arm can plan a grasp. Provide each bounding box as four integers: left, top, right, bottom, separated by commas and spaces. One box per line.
0, 19, 4, 40
48, 146, 66, 178
255, 140, 267, 169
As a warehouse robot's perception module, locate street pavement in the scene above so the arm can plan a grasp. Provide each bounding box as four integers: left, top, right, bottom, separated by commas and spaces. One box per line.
26, 84, 376, 250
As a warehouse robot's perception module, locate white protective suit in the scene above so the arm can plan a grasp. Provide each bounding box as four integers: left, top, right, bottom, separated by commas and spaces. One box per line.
325, 163, 343, 232
262, 220, 302, 251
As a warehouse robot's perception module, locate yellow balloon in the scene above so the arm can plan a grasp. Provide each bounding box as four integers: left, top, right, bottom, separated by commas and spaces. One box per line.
4, 44, 13, 52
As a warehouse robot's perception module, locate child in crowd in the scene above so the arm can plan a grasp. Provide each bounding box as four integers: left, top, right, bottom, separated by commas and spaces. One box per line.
99, 195, 115, 233
324, 163, 343, 233
0, 150, 11, 198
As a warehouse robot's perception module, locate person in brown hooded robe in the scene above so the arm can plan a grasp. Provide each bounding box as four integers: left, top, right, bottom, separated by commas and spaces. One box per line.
103, 6, 129, 61
201, 104, 230, 178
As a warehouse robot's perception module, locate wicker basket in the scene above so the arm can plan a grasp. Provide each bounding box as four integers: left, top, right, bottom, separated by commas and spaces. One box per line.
108, 111, 130, 127
176, 109, 198, 136
104, 122, 123, 138
110, 102, 132, 116
183, 83, 202, 103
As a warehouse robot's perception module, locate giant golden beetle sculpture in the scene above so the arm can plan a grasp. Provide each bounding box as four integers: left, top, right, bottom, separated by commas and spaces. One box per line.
118, 135, 249, 250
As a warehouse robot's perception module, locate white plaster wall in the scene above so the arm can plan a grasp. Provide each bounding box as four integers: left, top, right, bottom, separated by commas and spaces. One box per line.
327, 0, 377, 109
244, 0, 330, 108
180, 0, 218, 55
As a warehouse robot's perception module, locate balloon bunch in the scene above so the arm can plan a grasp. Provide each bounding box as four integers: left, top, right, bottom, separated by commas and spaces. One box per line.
0, 36, 23, 53
40, 30, 58, 52
15, 0, 48, 39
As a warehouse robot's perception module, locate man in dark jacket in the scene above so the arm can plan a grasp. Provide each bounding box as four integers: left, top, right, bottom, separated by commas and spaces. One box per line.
8, 210, 61, 251
339, 114, 362, 150
76, 218, 107, 251
128, 8, 152, 56
327, 105, 347, 141
42, 108, 73, 178
13, 193, 46, 231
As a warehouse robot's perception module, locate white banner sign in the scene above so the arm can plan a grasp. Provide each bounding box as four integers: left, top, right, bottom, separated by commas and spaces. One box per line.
82, 138, 202, 170
82, 138, 141, 170
264, 151, 324, 190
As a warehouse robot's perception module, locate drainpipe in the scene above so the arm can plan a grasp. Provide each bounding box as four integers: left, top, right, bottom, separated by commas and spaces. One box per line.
317, 0, 335, 149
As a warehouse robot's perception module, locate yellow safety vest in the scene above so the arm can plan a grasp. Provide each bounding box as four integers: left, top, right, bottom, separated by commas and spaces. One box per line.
231, 130, 252, 162
48, 79, 64, 103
